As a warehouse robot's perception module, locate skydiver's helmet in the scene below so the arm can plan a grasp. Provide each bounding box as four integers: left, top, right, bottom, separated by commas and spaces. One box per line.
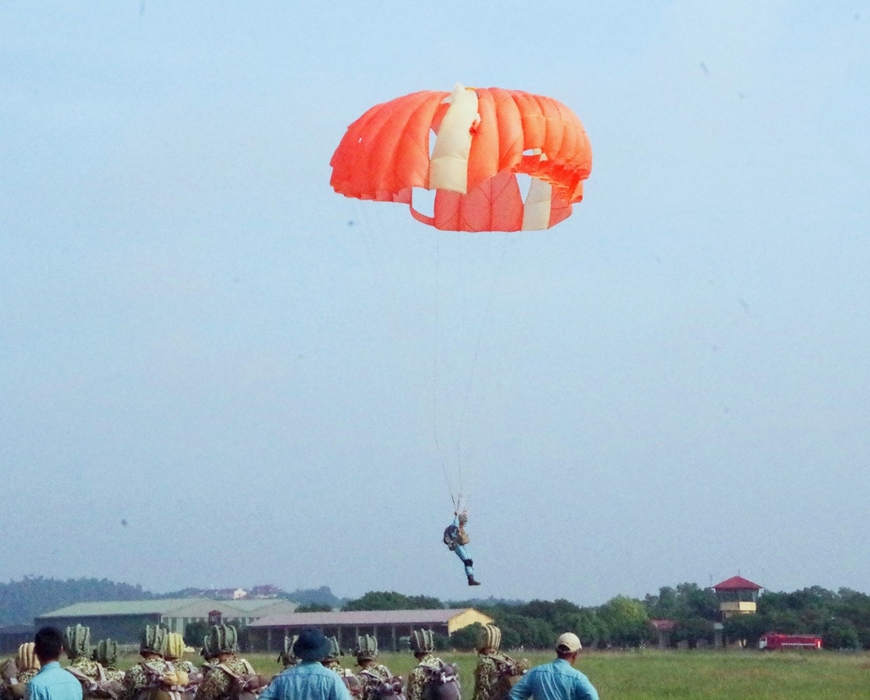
64, 625, 91, 660
410, 629, 435, 655
326, 636, 341, 660
355, 635, 378, 662
165, 632, 186, 661
278, 635, 299, 667
207, 624, 239, 656
16, 643, 40, 672
478, 624, 501, 652
140, 625, 168, 657
93, 639, 118, 667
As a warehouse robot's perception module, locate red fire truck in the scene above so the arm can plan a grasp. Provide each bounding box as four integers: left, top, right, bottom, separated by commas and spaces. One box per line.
758, 633, 822, 650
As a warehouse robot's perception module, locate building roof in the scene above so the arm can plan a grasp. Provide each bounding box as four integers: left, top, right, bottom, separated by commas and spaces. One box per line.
250, 608, 488, 628
713, 576, 762, 591
37, 597, 297, 620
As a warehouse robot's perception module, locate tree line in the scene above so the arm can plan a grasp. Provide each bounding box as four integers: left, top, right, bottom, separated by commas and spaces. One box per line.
4, 578, 870, 650
339, 586, 870, 650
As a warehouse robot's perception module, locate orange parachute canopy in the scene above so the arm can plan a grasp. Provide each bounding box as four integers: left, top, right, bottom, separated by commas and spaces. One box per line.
330, 84, 592, 232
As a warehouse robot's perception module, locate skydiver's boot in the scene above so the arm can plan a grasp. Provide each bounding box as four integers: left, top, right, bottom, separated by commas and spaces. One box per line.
468, 575, 481, 586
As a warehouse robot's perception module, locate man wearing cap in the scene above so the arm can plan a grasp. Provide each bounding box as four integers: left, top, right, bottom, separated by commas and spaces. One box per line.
507, 634, 598, 700
259, 630, 351, 700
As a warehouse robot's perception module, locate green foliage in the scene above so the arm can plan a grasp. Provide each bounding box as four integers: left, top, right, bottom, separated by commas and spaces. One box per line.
450, 623, 484, 651
598, 596, 652, 647
0, 576, 153, 626
295, 603, 334, 612
182, 620, 210, 647
342, 591, 444, 611
281, 586, 343, 608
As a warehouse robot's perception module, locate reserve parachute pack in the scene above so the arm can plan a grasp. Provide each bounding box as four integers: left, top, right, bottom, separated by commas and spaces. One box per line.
424, 662, 460, 700
368, 676, 406, 700
215, 659, 268, 700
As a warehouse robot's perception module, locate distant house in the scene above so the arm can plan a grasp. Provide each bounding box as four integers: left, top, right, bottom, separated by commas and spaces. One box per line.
247, 608, 493, 653
249, 585, 282, 599
713, 575, 762, 618
34, 598, 297, 643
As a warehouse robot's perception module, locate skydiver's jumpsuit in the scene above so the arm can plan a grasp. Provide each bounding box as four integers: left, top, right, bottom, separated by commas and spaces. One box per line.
444, 515, 475, 579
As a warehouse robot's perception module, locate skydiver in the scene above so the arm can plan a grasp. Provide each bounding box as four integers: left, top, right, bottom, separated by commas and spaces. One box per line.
444, 511, 481, 586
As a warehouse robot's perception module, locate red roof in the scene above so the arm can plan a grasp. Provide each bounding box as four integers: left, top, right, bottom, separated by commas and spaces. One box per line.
713, 575, 762, 591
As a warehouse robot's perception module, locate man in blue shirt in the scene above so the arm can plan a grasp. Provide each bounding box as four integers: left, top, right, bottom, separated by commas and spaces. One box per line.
26, 627, 82, 700
508, 633, 598, 700
260, 629, 352, 700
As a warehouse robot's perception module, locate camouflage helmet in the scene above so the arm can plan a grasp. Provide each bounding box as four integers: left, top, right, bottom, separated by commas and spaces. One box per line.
326, 636, 341, 659
478, 624, 501, 651
200, 635, 213, 661
16, 643, 40, 672
355, 635, 378, 661
140, 625, 168, 656
165, 632, 185, 660
278, 635, 298, 666
207, 624, 238, 655
64, 625, 91, 659
410, 629, 435, 655
93, 639, 118, 667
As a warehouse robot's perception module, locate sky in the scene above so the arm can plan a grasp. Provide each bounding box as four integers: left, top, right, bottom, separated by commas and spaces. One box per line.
1, 1, 868, 606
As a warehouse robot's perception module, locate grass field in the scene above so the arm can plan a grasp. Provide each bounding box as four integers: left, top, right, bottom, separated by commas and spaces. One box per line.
112, 649, 870, 700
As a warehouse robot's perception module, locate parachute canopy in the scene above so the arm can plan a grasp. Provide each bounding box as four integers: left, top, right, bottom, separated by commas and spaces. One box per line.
330, 84, 592, 232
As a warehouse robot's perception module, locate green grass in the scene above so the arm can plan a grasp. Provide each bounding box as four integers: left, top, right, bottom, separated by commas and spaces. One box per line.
112, 650, 870, 700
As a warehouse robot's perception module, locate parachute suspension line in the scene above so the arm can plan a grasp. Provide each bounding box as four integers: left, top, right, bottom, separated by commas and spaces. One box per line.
455, 232, 510, 496
432, 232, 457, 511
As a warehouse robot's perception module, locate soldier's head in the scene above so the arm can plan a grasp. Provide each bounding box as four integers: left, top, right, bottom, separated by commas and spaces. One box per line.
33, 627, 65, 665
165, 633, 186, 662
16, 643, 40, 673
292, 629, 331, 663
355, 635, 378, 667
477, 624, 501, 654
93, 639, 118, 667
63, 625, 91, 661
325, 636, 341, 661
140, 625, 168, 660
278, 635, 298, 668
410, 629, 435, 659
208, 624, 239, 661
554, 633, 582, 665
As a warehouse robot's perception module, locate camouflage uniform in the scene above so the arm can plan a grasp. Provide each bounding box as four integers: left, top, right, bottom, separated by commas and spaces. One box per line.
68, 656, 105, 682
123, 659, 172, 700
406, 655, 444, 700
471, 652, 522, 700
195, 657, 255, 700
357, 664, 393, 700
104, 669, 125, 684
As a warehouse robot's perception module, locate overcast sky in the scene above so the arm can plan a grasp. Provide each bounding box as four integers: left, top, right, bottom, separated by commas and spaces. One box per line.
1, 1, 868, 606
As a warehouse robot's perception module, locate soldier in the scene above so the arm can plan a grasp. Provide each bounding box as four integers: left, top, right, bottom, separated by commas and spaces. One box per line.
321, 639, 359, 697
195, 625, 265, 700
64, 625, 120, 699
443, 512, 480, 586
406, 631, 458, 700
0, 643, 41, 700
92, 641, 124, 683
471, 626, 526, 700
122, 625, 178, 700
354, 636, 392, 700
276, 637, 298, 671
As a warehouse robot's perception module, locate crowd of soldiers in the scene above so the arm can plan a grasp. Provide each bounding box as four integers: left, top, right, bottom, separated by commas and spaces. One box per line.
1, 623, 528, 700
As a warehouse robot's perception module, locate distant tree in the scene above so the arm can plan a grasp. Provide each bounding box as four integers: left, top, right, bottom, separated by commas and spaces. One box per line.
342, 591, 444, 611
598, 596, 651, 647
295, 603, 334, 612
450, 623, 484, 651
183, 620, 211, 647
722, 612, 768, 646
283, 586, 343, 608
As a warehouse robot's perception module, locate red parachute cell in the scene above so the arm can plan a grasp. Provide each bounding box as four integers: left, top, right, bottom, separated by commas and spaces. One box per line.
330, 84, 592, 232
